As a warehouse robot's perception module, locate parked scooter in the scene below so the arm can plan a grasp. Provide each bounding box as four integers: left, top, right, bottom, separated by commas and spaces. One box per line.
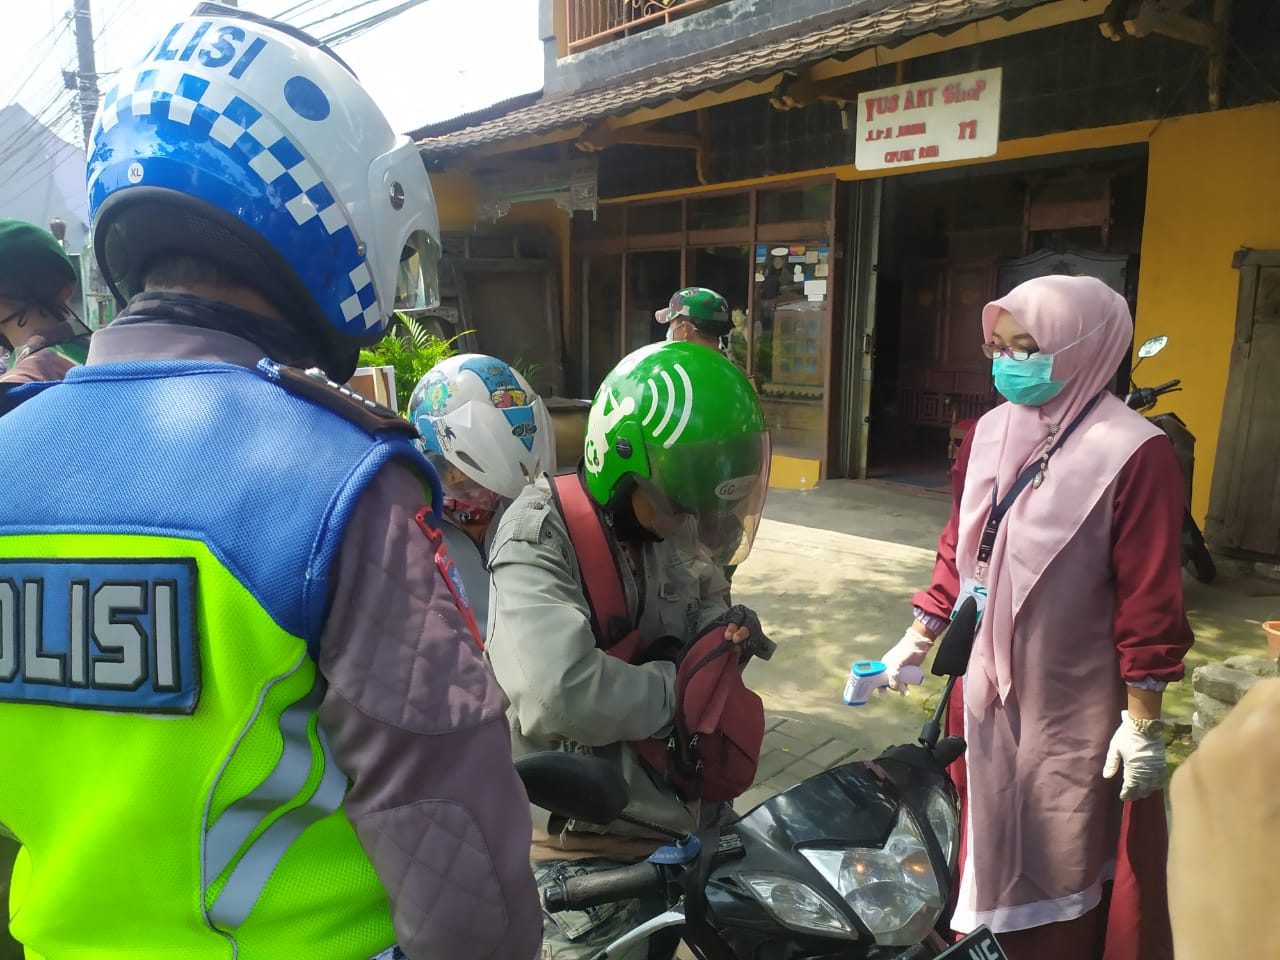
1125, 335, 1216, 583
517, 598, 1005, 960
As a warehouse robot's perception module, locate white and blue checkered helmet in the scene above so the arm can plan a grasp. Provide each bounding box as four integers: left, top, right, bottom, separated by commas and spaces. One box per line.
87, 3, 440, 378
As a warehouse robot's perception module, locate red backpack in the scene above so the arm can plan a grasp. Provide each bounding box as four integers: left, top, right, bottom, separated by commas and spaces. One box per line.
551, 474, 766, 804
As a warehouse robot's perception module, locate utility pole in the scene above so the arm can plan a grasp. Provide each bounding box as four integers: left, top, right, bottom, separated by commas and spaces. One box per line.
71, 0, 99, 149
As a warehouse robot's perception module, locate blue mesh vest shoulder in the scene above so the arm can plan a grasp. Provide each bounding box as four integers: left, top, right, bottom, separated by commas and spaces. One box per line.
0, 357, 430, 651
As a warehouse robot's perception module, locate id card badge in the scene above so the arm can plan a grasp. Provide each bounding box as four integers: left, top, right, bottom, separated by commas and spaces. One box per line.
952, 578, 988, 625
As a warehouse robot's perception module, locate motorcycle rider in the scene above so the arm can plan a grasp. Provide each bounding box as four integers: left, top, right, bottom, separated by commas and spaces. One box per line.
408, 353, 554, 631
0, 7, 539, 959
485, 341, 773, 958
0, 219, 91, 385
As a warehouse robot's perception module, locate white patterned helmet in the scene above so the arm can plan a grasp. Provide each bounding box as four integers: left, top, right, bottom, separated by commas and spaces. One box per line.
86, 3, 439, 380
409, 354, 555, 506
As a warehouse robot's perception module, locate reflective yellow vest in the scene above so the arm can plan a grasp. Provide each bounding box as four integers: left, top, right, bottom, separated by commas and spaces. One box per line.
0, 359, 437, 959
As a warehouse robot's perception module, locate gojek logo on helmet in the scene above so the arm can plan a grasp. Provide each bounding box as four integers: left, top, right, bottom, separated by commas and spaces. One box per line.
584, 361, 695, 476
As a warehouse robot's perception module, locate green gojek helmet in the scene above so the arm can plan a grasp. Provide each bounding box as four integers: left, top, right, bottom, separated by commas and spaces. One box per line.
584, 341, 771, 565
656, 287, 733, 337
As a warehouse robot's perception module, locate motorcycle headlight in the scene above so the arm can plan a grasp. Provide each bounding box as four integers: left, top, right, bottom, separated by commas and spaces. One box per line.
924, 785, 960, 868
802, 807, 945, 946
739, 873, 855, 938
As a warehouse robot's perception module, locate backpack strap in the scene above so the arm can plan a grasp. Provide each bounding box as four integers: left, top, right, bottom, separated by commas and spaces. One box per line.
549, 474, 637, 653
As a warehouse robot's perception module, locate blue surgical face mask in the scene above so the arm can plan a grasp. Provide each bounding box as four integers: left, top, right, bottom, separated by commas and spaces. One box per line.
992, 353, 1065, 406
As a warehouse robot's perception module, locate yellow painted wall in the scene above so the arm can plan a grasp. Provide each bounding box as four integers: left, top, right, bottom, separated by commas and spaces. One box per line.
429, 171, 479, 230
1136, 103, 1280, 525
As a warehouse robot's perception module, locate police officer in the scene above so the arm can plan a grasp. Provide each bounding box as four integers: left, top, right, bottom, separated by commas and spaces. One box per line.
0, 7, 539, 959
0, 219, 91, 385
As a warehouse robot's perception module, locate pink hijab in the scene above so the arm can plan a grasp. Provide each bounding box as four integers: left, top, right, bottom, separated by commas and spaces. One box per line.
955, 275, 1161, 707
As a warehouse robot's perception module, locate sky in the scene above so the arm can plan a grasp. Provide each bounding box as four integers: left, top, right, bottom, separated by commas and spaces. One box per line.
0, 0, 545, 149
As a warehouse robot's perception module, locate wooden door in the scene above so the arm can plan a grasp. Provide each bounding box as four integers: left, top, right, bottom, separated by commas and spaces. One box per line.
1205, 249, 1280, 559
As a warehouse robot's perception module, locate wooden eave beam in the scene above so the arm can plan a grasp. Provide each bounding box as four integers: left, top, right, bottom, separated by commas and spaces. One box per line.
462, 123, 589, 159
577, 122, 702, 152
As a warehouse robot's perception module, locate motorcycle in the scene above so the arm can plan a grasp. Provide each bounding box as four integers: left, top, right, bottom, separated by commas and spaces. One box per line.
516, 598, 1005, 960
1124, 335, 1216, 584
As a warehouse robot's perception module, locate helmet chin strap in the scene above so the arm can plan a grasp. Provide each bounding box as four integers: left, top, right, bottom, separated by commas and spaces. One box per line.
444, 498, 493, 526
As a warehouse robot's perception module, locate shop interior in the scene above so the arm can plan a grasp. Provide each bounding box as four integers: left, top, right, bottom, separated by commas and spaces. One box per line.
577, 182, 837, 471
865, 145, 1149, 490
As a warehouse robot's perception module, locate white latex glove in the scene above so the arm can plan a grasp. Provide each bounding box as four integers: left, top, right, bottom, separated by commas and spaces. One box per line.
880, 627, 934, 692
1102, 710, 1166, 800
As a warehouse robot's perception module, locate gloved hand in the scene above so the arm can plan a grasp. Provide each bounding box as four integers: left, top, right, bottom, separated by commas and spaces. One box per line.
717, 604, 775, 661
880, 626, 934, 692
1103, 710, 1167, 800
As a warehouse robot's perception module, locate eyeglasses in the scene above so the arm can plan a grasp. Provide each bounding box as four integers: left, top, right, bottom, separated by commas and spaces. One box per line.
982, 342, 1039, 362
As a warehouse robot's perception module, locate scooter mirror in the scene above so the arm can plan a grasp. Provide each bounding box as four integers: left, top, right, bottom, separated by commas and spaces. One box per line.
515, 751, 630, 824
1137, 335, 1168, 359
931, 596, 979, 678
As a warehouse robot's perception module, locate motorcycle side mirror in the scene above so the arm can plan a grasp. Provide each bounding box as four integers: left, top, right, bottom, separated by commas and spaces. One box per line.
1137, 335, 1168, 359
931, 596, 979, 678
918, 596, 980, 753
515, 751, 630, 824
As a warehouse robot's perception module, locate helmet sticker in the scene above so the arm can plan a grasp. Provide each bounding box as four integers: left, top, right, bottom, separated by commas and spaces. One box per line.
435, 421, 456, 453
458, 356, 537, 451
584, 389, 636, 476
715, 475, 758, 502
491, 388, 528, 409
418, 373, 454, 414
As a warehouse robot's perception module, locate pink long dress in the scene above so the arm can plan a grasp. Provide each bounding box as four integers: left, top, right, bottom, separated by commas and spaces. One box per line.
915, 425, 1193, 960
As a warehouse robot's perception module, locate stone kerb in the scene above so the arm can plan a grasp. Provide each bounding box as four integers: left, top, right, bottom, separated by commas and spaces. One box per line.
1191, 656, 1279, 743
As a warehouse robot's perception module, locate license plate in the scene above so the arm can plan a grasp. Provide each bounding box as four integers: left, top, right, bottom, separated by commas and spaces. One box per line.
936, 925, 1007, 960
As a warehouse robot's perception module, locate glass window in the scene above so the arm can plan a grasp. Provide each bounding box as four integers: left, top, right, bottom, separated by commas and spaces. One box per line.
628, 200, 683, 235
753, 240, 829, 462
626, 250, 682, 353
688, 245, 751, 375
757, 184, 832, 225
689, 193, 749, 231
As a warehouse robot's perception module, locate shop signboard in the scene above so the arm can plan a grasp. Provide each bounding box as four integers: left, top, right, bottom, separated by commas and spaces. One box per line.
854, 67, 1002, 171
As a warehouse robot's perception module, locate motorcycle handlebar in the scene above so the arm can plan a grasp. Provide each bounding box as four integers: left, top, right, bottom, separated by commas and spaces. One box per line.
544, 862, 665, 913
1126, 380, 1182, 410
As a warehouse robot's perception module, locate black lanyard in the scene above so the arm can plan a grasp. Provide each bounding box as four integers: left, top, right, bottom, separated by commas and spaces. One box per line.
975, 393, 1104, 572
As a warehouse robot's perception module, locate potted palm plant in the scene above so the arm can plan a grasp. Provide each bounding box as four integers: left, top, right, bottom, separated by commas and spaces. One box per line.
354, 313, 467, 416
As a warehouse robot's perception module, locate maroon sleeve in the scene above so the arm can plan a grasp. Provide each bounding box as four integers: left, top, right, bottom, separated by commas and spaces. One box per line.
0, 348, 74, 384
317, 463, 541, 960
911, 427, 974, 621
1111, 436, 1195, 684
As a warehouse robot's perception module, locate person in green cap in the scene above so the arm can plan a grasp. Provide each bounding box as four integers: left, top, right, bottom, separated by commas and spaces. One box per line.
0, 219, 90, 385
485, 340, 773, 959
656, 286, 733, 351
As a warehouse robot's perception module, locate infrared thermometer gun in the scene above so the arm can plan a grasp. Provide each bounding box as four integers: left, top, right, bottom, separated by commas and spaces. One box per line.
842, 661, 925, 705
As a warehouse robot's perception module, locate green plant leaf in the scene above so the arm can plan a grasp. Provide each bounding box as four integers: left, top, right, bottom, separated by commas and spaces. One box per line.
354, 319, 473, 416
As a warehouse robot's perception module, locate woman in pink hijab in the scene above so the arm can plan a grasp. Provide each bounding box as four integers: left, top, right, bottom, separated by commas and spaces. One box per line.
881, 275, 1193, 959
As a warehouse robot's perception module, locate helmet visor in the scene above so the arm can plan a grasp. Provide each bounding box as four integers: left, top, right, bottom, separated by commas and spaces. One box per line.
637, 432, 771, 566
395, 230, 441, 312
425, 450, 502, 513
